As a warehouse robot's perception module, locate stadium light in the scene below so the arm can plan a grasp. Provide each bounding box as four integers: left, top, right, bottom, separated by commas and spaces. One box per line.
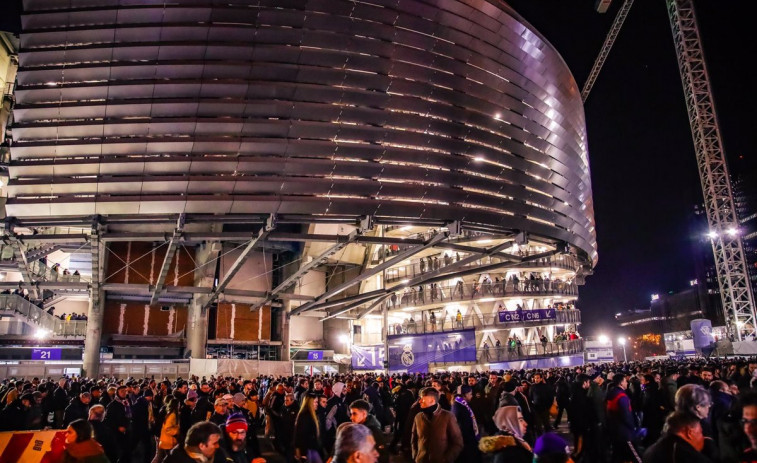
598, 334, 609, 344
707, 231, 718, 239
727, 228, 738, 236
338, 334, 349, 344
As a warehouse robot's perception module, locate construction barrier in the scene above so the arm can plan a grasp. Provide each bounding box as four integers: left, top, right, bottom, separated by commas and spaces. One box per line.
0, 429, 66, 463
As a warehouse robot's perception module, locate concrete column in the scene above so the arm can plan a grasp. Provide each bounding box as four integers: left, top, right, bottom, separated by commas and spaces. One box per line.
186, 241, 218, 359
82, 288, 104, 377
281, 301, 291, 361
382, 302, 389, 374
186, 296, 208, 359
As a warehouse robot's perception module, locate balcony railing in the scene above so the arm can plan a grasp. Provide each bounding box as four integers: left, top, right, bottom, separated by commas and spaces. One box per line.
471, 339, 584, 364
388, 309, 581, 336
382, 254, 579, 283
0, 294, 86, 336
385, 281, 578, 313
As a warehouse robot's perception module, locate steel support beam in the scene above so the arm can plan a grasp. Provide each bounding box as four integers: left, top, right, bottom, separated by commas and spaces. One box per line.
291, 231, 448, 316
150, 214, 185, 305
203, 215, 276, 310
255, 230, 361, 310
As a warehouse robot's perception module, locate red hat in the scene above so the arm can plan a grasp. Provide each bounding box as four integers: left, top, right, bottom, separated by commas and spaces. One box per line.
225, 413, 248, 433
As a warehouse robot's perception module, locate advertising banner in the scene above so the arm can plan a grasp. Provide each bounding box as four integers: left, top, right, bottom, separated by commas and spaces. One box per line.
387, 329, 477, 373
498, 308, 556, 323
352, 345, 385, 370
691, 319, 714, 350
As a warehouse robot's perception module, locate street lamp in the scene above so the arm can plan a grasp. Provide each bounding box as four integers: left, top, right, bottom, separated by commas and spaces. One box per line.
618, 337, 627, 362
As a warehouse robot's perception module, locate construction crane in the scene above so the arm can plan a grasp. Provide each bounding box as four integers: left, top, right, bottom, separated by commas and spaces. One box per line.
582, 0, 757, 340
666, 0, 757, 340
581, 0, 634, 102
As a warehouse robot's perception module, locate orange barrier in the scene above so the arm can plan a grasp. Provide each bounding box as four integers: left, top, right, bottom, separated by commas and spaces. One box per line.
0, 430, 66, 463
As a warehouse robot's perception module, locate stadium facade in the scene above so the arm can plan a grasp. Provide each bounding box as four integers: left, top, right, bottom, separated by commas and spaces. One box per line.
0, 0, 596, 376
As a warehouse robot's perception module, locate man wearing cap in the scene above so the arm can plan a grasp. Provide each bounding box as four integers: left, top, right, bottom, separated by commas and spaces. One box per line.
218, 412, 266, 463
533, 432, 574, 463
63, 391, 91, 426
180, 389, 199, 439
211, 397, 230, 426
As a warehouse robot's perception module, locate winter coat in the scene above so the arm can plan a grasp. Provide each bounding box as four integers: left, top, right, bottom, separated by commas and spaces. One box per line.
158, 411, 180, 450
451, 398, 482, 463
478, 433, 532, 463
606, 386, 636, 443
64, 397, 90, 426
62, 439, 110, 463
642, 433, 714, 463
411, 405, 464, 463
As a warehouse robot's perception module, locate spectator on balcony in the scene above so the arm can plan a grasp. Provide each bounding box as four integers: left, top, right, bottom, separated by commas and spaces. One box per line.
419, 258, 426, 274
455, 310, 463, 329
47, 306, 55, 315
471, 282, 480, 299
444, 253, 451, 267
433, 256, 440, 271
429, 312, 436, 332
417, 286, 424, 304
540, 335, 549, 354
455, 280, 464, 298
482, 342, 491, 362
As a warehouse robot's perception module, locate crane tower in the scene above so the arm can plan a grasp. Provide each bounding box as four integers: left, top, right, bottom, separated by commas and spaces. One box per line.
666, 0, 757, 340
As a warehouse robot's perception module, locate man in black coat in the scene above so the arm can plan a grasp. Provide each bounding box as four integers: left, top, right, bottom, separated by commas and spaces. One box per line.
52, 377, 69, 428
450, 386, 482, 463
529, 372, 554, 436
63, 391, 91, 426
642, 412, 713, 463
104, 385, 132, 463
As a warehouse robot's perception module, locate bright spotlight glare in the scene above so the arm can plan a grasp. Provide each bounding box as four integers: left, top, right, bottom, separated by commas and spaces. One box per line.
338, 334, 349, 343
617, 337, 626, 346
474, 156, 485, 162
598, 335, 609, 344
727, 228, 738, 236
707, 231, 718, 239
34, 329, 49, 339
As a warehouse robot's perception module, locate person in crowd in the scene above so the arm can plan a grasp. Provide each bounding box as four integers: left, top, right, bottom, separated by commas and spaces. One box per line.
104, 385, 132, 463
411, 386, 463, 463
568, 374, 591, 458
332, 423, 379, 463
606, 373, 640, 463
64, 391, 91, 426
63, 419, 109, 463
210, 397, 230, 426
53, 377, 69, 428
530, 372, 554, 436
533, 432, 574, 463
480, 404, 532, 463
154, 397, 180, 463
294, 393, 324, 463
164, 421, 223, 463
89, 404, 118, 463
349, 399, 388, 463
451, 384, 481, 463
642, 412, 711, 463
217, 412, 266, 463
274, 392, 299, 463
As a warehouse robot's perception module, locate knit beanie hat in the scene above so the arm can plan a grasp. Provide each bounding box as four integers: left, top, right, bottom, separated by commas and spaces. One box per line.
225, 413, 248, 433
533, 432, 569, 457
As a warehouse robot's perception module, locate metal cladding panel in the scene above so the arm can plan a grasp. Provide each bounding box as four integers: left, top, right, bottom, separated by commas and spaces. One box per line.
11, 0, 597, 263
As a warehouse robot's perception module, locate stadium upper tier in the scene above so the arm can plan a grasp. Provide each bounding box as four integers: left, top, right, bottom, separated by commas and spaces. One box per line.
9, 0, 597, 263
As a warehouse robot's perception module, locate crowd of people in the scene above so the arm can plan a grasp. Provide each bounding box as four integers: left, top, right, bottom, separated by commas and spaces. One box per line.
0, 288, 88, 321
1, 357, 757, 462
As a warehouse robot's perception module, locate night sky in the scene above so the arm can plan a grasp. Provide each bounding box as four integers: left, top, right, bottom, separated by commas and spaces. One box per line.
2, 1, 754, 336
506, 0, 757, 335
